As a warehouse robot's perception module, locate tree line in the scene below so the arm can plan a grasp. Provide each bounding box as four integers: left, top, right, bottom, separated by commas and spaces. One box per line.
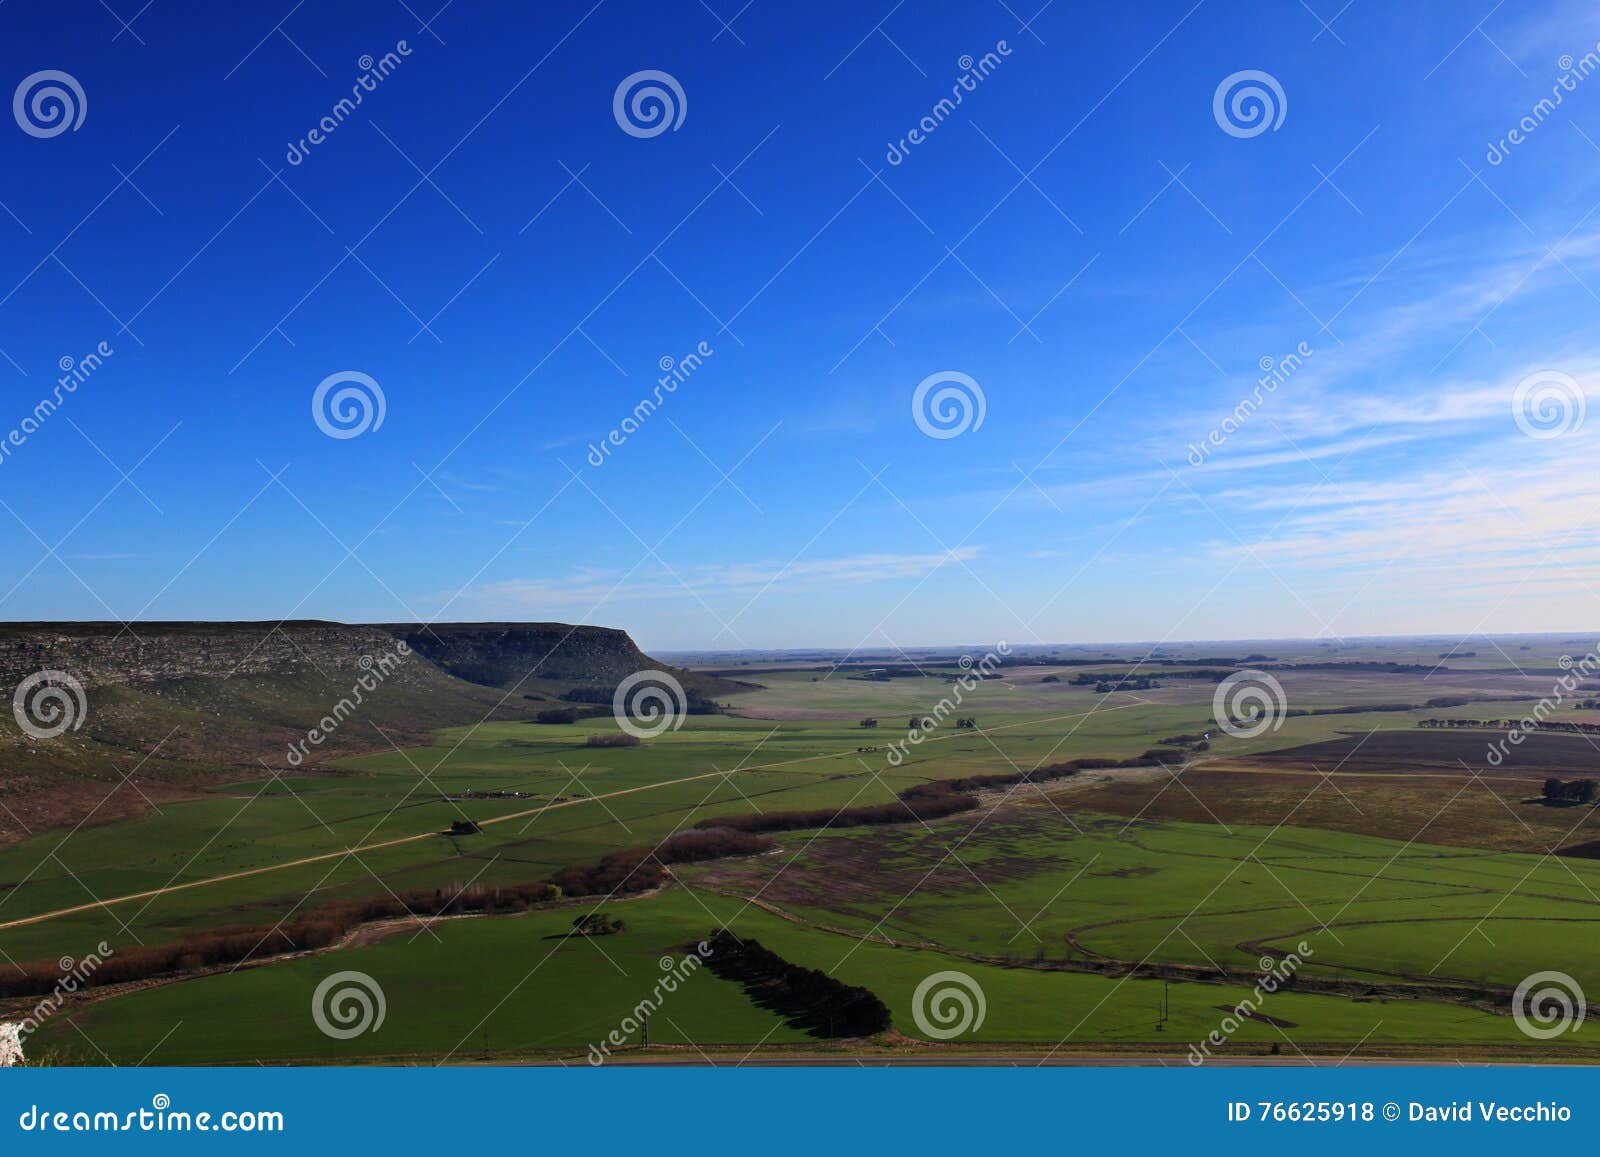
702, 929, 891, 1037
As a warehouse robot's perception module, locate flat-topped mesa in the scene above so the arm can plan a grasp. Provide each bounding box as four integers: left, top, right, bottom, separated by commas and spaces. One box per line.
0, 621, 418, 688
0, 620, 659, 691
382, 622, 652, 689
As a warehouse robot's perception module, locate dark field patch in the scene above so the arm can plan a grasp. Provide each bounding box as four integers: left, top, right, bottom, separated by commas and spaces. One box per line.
1249, 727, 1600, 774
1214, 1004, 1298, 1029
1056, 768, 1600, 854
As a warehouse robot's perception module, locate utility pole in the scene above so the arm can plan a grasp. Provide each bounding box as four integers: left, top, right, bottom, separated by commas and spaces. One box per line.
641, 1011, 649, 1047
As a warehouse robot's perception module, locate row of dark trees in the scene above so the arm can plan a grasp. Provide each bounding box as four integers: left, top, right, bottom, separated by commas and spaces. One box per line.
695, 751, 1184, 837
1421, 717, 1600, 733
548, 828, 773, 897
702, 929, 891, 1037
0, 880, 563, 999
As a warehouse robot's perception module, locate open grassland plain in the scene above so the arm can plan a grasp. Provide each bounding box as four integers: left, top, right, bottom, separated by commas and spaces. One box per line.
27, 890, 1587, 1065
6, 646, 1600, 1063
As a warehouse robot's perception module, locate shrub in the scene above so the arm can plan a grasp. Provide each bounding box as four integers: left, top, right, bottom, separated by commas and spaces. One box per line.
585, 733, 641, 748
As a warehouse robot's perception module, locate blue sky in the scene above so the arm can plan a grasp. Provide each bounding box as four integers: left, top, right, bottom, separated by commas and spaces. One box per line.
2, 0, 1600, 650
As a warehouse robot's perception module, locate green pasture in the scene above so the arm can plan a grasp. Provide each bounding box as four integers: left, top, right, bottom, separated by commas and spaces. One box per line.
31, 889, 1590, 1064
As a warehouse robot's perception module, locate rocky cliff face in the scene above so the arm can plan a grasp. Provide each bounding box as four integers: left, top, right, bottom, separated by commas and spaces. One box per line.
382, 622, 653, 689
0, 621, 416, 688
0, 620, 653, 690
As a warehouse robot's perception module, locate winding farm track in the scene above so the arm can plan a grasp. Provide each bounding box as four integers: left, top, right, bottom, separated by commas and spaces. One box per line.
0, 701, 1157, 933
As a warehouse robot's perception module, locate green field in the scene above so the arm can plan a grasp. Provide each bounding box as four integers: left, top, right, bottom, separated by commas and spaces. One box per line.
5, 654, 1599, 1064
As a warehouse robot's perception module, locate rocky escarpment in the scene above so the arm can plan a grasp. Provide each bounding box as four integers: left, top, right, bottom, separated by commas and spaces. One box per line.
382, 622, 653, 689
0, 621, 425, 689
0, 619, 736, 838
0, 620, 663, 692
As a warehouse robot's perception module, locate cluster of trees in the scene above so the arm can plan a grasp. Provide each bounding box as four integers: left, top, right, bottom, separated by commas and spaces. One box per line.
585, 733, 641, 747
1092, 677, 1161, 692
1542, 778, 1598, 805
858, 718, 878, 728
0, 880, 564, 999
696, 751, 1185, 838
571, 912, 625, 936
549, 828, 773, 897
561, 684, 725, 715
1071, 669, 1233, 686
1420, 717, 1600, 733
703, 929, 891, 1037
700, 787, 981, 834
